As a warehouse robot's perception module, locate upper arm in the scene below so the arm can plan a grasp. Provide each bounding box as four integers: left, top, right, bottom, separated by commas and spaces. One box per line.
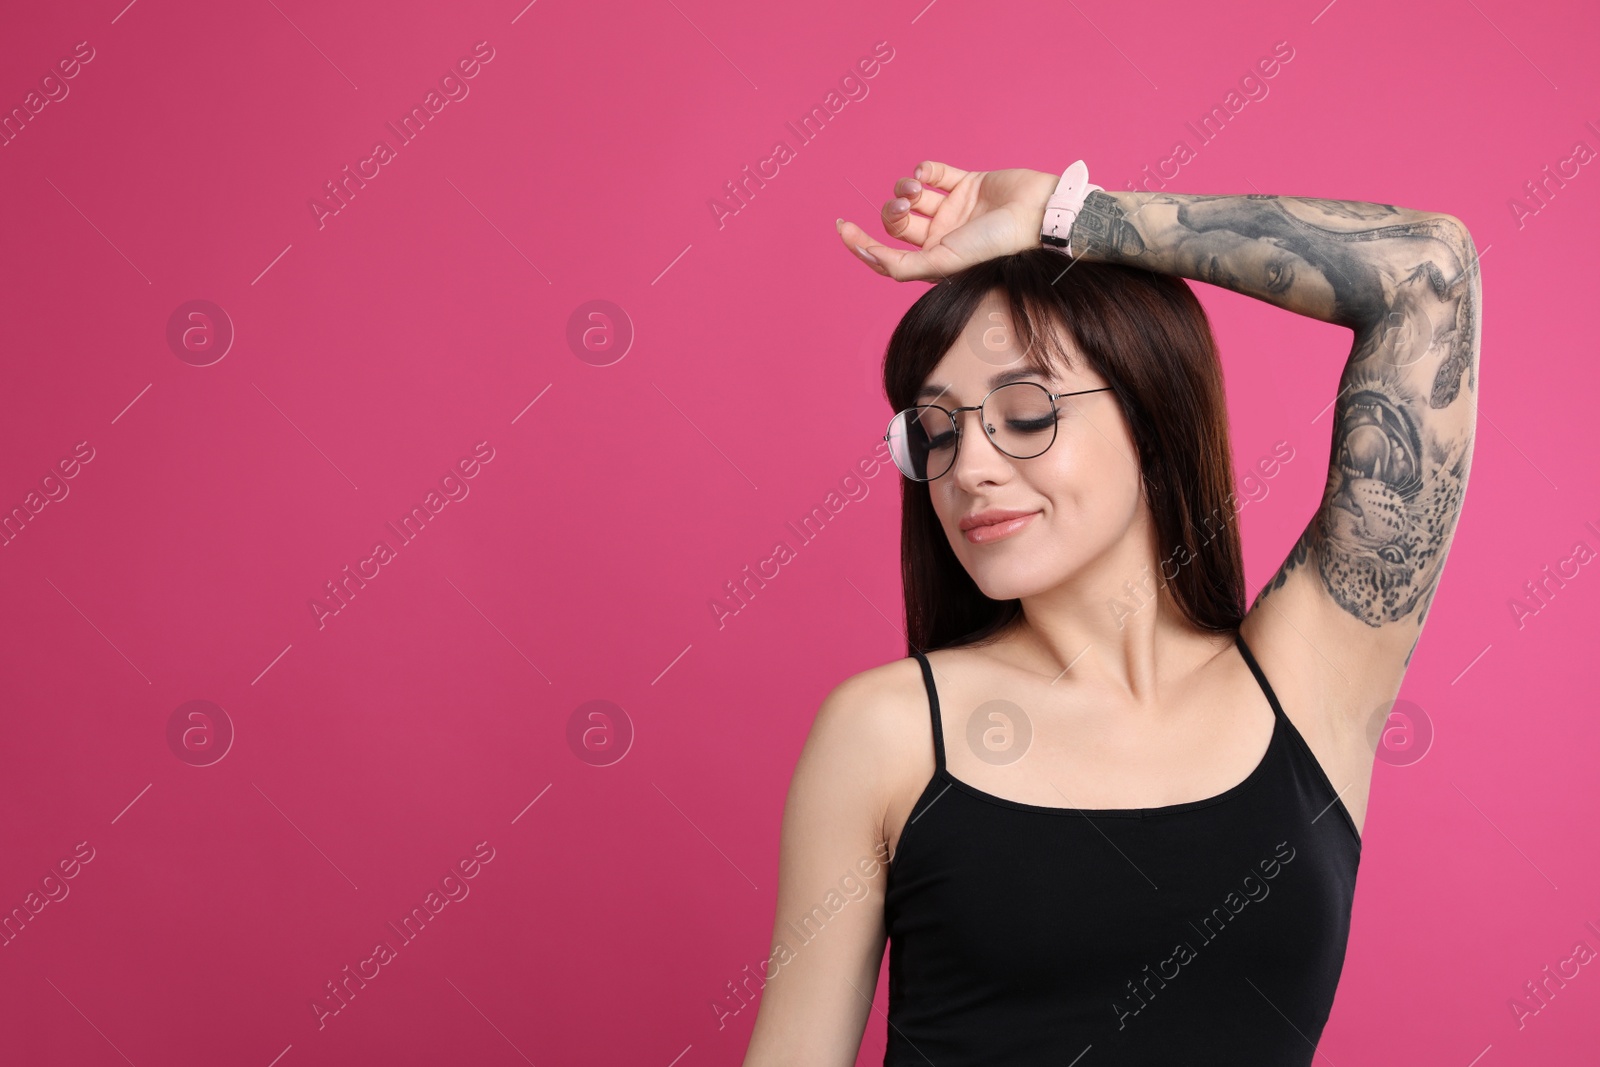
1245, 213, 1480, 723
741, 668, 909, 1067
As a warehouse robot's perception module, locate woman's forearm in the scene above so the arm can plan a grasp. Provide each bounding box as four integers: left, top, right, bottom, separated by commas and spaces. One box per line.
1065, 189, 1473, 333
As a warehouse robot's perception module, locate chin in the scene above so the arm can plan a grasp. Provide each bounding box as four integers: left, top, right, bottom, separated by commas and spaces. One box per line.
965, 559, 1068, 602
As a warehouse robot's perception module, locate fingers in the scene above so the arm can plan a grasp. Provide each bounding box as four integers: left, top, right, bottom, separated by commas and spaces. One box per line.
897, 174, 946, 217
835, 219, 952, 283
837, 219, 890, 273
836, 159, 971, 282
879, 245, 957, 284
883, 176, 941, 244
914, 160, 969, 191
882, 197, 931, 246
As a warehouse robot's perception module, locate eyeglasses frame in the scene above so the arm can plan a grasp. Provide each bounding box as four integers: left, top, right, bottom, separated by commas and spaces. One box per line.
882, 382, 1115, 482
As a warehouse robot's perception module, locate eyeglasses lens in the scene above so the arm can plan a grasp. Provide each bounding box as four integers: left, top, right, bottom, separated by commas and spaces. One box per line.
887, 383, 1058, 481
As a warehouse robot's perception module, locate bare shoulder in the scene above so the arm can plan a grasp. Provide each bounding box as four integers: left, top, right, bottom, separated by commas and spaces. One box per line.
801, 655, 934, 787
809, 655, 929, 749
792, 655, 938, 853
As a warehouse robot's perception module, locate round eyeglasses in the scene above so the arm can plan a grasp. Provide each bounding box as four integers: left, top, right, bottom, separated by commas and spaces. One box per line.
883, 381, 1114, 482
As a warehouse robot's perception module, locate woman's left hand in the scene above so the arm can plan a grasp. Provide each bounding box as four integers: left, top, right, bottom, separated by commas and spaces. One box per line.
837, 161, 1060, 282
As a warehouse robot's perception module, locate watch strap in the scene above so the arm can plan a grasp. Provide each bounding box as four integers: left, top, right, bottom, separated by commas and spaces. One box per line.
1040, 160, 1102, 257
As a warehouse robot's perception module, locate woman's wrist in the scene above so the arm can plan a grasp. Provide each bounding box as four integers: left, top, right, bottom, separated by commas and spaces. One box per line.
1038, 161, 1104, 257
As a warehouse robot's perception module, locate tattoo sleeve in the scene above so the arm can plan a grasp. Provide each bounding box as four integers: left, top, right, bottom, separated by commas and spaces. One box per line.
1068, 190, 1481, 631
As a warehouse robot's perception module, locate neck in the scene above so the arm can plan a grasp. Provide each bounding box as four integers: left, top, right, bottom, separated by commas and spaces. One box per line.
1004, 511, 1225, 705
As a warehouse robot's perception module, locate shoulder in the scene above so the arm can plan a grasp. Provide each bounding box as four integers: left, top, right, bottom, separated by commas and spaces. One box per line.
788, 654, 939, 827
803, 654, 934, 769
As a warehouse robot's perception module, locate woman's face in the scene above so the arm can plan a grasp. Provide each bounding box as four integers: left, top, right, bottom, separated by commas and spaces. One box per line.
920, 293, 1147, 601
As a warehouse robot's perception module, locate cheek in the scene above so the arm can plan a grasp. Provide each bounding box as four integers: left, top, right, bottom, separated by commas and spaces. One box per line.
930, 484, 956, 525
1045, 462, 1139, 526
1062, 435, 1152, 537
1042, 429, 1145, 534
1053, 420, 1138, 492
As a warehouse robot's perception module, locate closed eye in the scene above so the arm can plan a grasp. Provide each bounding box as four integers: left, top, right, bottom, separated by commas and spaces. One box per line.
1007, 414, 1057, 434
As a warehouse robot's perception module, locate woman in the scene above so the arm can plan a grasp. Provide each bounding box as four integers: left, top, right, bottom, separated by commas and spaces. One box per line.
739, 160, 1480, 1065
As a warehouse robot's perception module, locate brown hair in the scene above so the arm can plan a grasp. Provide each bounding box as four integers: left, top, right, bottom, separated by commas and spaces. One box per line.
880, 248, 1246, 655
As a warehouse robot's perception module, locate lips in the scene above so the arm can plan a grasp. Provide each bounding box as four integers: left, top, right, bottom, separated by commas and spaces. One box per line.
960, 508, 1040, 531
961, 510, 1039, 545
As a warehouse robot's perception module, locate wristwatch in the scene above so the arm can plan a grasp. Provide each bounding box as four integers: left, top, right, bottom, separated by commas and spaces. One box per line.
1039, 160, 1102, 258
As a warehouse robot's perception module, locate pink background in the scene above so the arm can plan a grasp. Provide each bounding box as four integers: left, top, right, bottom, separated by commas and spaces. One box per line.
2, 0, 1596, 1063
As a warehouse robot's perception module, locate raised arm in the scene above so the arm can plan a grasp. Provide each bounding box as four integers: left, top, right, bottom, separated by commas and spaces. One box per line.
1069, 188, 1481, 704
836, 160, 1480, 742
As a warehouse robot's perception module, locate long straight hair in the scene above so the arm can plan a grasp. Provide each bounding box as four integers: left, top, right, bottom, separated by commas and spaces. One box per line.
881, 248, 1247, 655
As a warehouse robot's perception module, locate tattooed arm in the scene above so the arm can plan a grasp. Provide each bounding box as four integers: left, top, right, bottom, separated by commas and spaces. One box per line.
1069, 189, 1480, 704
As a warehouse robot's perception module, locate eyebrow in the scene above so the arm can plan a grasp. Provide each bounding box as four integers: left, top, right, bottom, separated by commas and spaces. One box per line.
916, 367, 1049, 402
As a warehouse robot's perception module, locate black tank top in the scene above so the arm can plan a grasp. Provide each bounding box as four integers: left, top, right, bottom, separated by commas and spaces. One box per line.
884, 631, 1361, 1065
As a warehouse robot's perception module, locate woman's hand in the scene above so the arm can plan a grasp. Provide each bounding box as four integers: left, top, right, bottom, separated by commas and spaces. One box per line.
837, 161, 1061, 282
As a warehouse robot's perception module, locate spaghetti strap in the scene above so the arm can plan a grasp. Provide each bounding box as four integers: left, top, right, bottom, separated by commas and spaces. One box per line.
1234, 630, 1287, 723
910, 648, 947, 772
1235, 630, 1363, 849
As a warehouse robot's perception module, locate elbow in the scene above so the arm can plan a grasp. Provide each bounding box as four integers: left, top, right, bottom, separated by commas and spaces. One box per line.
1419, 214, 1479, 296
1436, 213, 1476, 256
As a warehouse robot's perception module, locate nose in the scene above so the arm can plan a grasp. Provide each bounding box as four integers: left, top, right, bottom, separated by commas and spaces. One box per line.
947, 406, 1013, 487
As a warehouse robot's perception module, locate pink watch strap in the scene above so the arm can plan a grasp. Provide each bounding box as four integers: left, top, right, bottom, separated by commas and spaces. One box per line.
1040, 160, 1102, 257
